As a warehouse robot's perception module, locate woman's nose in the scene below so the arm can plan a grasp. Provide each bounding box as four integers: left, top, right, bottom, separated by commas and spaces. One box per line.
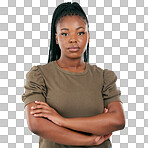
69, 36, 77, 43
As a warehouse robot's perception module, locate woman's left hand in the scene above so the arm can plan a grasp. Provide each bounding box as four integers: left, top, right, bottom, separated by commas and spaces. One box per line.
30, 101, 65, 126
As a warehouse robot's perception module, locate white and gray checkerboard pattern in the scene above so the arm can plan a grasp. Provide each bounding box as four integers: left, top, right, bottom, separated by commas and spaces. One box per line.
0, 0, 148, 147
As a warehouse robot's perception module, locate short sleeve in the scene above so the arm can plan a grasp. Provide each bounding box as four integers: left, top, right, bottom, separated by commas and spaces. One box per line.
22, 66, 47, 108
102, 69, 121, 108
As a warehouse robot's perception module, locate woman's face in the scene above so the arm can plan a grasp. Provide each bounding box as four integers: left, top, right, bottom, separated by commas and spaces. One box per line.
55, 15, 90, 60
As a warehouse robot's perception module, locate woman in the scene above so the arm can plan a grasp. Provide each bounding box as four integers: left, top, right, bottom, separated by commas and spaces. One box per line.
22, 2, 125, 148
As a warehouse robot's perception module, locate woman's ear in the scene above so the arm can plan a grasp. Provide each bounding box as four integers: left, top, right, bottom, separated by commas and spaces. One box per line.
88, 31, 90, 43
55, 33, 58, 44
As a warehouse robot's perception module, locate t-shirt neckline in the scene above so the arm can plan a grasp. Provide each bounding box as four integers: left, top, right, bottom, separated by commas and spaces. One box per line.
53, 60, 89, 75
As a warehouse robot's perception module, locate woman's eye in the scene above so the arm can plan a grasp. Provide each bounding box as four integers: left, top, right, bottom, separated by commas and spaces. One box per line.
61, 32, 85, 36
61, 33, 68, 36
78, 32, 85, 35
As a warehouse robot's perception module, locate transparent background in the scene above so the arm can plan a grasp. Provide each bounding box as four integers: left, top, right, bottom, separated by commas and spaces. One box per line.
0, 0, 148, 147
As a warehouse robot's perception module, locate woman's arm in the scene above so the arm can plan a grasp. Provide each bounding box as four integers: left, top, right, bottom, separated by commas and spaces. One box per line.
26, 102, 109, 146
62, 102, 125, 136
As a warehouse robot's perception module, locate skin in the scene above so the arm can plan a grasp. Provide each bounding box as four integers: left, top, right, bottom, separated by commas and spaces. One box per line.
31, 101, 125, 136
26, 102, 111, 146
26, 102, 104, 146
25, 15, 125, 146
55, 15, 90, 72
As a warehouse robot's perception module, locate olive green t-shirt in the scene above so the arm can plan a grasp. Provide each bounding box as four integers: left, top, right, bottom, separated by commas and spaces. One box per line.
22, 60, 121, 148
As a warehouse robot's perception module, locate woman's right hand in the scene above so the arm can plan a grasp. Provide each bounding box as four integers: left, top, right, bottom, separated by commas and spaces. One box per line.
91, 133, 112, 146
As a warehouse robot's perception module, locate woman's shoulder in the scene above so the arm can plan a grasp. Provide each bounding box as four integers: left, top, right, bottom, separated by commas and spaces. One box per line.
37, 61, 54, 70
87, 63, 103, 72
87, 63, 117, 79
88, 63, 113, 76
26, 61, 54, 78
88, 63, 115, 72
29, 61, 55, 76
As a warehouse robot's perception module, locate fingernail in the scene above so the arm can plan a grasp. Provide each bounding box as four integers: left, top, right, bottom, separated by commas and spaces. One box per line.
95, 136, 100, 142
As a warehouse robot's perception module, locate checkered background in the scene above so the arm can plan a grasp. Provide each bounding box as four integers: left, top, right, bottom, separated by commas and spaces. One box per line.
0, 0, 148, 147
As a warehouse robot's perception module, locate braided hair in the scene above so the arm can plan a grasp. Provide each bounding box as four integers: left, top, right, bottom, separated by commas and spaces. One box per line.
48, 2, 89, 63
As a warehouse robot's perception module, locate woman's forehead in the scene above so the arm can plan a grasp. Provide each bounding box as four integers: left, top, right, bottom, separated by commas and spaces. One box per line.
57, 15, 86, 26
56, 15, 87, 30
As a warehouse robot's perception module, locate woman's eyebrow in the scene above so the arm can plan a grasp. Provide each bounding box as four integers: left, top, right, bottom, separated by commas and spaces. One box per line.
61, 27, 84, 31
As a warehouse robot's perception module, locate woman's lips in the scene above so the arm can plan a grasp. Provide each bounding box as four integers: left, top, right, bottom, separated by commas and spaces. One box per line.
68, 47, 80, 52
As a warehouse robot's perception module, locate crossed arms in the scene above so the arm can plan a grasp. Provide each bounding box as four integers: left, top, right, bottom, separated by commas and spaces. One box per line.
25, 101, 125, 146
